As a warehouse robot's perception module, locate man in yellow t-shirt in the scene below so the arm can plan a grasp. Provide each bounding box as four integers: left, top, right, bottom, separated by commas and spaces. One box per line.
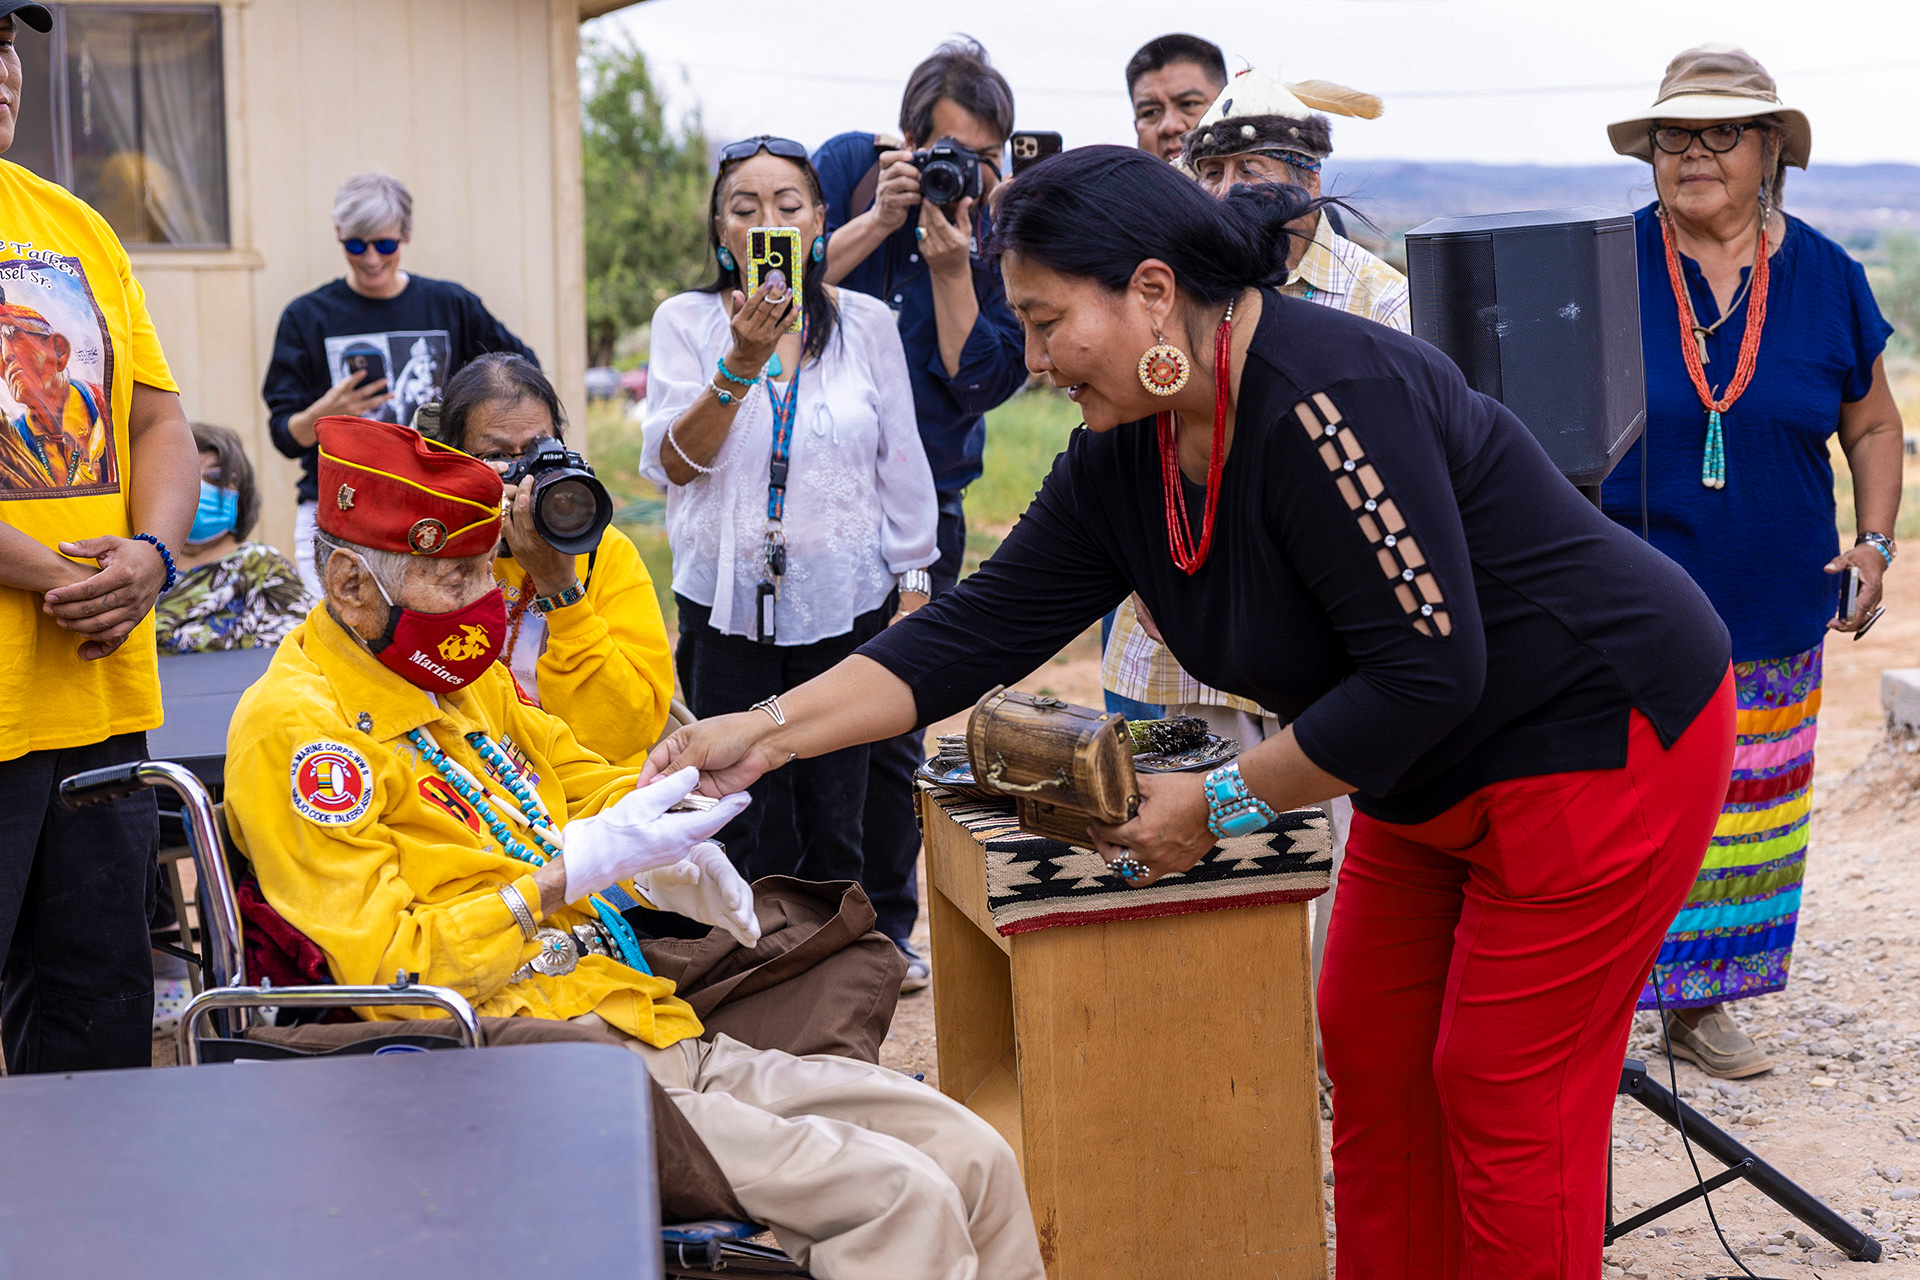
0, 1, 200, 1073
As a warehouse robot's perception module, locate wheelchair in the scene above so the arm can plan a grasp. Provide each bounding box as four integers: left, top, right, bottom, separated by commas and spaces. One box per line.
60, 753, 808, 1278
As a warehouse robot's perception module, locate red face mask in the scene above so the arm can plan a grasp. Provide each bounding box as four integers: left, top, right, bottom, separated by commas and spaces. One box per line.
367, 580, 507, 694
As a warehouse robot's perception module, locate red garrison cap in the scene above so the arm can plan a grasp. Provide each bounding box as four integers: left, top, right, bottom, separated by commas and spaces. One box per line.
315, 415, 502, 558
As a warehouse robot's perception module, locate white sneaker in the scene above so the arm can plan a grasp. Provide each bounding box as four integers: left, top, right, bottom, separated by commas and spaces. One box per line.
897, 942, 930, 993
153, 978, 191, 1037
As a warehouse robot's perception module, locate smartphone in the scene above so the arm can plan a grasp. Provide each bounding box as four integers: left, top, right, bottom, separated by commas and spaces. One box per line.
746, 226, 804, 334
1839, 565, 1862, 625
1010, 131, 1063, 176
342, 350, 387, 387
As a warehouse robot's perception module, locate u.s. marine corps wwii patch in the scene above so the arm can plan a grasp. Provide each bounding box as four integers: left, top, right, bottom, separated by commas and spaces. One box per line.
291, 741, 374, 825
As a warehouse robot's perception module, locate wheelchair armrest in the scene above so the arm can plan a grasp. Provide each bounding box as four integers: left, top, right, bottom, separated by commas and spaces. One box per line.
177, 979, 482, 1065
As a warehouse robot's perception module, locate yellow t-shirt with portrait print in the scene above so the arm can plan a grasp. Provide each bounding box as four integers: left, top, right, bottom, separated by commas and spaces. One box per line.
0, 157, 179, 762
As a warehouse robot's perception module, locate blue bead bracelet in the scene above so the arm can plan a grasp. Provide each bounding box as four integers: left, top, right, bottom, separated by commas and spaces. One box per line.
132, 532, 177, 595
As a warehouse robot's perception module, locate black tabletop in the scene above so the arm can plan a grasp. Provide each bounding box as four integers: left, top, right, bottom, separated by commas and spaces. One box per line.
151, 646, 276, 787
0, 1043, 661, 1278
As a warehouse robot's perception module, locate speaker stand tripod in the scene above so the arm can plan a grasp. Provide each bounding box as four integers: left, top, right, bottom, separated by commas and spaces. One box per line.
1607, 1058, 1881, 1262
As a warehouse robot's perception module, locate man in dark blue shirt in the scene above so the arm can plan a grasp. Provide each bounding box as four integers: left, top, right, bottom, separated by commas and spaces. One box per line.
812, 38, 1028, 986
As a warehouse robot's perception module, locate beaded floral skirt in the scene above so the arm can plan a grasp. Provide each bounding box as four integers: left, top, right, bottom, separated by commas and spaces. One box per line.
1639, 644, 1819, 1011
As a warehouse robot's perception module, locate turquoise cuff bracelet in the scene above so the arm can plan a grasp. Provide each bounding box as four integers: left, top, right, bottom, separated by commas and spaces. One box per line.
1204, 761, 1279, 839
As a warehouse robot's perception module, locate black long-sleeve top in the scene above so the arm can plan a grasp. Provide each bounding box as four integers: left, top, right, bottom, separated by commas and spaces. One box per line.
262, 276, 537, 502
860, 290, 1731, 825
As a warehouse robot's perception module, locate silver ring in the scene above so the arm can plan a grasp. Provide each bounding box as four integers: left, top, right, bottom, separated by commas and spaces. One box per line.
1105, 851, 1149, 882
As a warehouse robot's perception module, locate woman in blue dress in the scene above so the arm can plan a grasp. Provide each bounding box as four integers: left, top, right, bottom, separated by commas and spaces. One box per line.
1601, 45, 1905, 1077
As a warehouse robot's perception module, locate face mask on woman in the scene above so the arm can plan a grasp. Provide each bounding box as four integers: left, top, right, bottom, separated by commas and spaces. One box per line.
188, 480, 239, 545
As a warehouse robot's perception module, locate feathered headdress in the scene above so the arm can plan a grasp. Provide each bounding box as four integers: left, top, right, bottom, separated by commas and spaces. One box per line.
1181, 67, 1383, 170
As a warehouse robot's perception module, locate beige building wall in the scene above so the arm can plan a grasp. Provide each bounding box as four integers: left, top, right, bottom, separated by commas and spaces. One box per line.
103, 0, 588, 559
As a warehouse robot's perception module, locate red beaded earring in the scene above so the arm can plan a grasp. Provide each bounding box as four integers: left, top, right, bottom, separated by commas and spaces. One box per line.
1137, 324, 1190, 397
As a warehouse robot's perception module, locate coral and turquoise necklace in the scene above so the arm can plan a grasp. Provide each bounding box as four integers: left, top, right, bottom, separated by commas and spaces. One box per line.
1659, 208, 1771, 491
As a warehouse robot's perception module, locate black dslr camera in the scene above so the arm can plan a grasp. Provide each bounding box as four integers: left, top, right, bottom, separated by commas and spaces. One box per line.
502, 438, 613, 557
912, 137, 983, 207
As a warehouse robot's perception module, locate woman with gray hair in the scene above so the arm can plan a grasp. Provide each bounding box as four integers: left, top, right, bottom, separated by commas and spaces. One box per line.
1599, 45, 1904, 1078
263, 171, 538, 595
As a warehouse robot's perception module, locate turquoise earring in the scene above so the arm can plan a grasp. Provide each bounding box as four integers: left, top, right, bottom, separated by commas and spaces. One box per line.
717, 246, 736, 271
811, 235, 826, 264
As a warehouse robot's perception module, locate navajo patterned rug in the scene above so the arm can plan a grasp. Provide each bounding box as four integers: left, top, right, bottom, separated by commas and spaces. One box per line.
922, 785, 1333, 937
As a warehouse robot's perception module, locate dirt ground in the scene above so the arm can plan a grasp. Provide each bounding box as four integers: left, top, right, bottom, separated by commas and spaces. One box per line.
878, 568, 1920, 1276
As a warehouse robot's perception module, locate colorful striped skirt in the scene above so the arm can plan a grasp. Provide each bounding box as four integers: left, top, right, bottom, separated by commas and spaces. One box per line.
1639, 645, 1818, 1010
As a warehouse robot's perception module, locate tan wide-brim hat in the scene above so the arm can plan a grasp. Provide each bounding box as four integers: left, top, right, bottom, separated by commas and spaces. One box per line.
1608, 44, 1811, 169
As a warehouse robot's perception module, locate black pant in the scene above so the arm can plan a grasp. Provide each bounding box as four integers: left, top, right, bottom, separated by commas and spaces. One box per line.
0, 732, 158, 1073
861, 495, 967, 944
677, 596, 891, 887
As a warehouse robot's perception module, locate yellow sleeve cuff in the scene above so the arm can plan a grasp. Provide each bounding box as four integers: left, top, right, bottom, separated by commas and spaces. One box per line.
540, 594, 607, 643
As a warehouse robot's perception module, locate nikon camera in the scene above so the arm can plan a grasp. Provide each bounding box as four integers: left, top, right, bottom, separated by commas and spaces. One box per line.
501, 438, 612, 557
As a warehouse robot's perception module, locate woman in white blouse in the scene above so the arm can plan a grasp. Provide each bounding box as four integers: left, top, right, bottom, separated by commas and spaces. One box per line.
642, 135, 938, 890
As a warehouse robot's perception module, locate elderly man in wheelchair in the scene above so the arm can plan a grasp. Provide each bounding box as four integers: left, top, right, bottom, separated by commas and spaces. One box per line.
219, 415, 1045, 1280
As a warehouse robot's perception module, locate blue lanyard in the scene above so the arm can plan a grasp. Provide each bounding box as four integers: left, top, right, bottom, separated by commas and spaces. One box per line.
765, 366, 801, 524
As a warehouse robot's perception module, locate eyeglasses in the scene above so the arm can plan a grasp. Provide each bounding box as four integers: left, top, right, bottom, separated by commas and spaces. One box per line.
341, 237, 401, 256
473, 436, 557, 470
1649, 123, 1764, 156
718, 136, 810, 169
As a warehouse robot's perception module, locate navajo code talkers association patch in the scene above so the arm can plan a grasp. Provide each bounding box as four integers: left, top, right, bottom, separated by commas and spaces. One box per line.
291, 740, 374, 825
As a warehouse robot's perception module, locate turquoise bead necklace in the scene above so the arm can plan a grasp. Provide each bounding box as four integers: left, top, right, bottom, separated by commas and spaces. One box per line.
407, 728, 651, 974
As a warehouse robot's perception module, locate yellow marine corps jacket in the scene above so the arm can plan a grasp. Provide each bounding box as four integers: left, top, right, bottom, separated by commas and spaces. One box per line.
494, 526, 675, 765
224, 603, 701, 1048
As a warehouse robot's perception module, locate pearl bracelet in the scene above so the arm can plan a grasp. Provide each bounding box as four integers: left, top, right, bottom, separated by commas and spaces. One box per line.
666, 417, 716, 478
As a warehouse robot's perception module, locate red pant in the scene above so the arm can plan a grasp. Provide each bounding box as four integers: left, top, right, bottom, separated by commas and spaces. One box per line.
1319, 671, 1733, 1279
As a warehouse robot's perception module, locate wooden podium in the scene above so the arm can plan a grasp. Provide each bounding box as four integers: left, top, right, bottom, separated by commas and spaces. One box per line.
920, 791, 1329, 1279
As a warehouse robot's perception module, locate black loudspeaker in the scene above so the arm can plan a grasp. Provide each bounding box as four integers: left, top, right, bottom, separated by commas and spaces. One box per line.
1405, 207, 1645, 487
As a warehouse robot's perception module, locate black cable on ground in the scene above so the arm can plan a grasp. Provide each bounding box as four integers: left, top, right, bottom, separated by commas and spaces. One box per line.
1649, 979, 1782, 1279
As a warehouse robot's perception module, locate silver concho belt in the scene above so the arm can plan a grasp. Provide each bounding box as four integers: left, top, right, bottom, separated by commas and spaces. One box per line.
511, 921, 618, 983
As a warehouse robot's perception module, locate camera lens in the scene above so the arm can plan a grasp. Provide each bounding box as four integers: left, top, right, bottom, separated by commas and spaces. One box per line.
527, 466, 613, 555
537, 478, 599, 539
922, 161, 963, 205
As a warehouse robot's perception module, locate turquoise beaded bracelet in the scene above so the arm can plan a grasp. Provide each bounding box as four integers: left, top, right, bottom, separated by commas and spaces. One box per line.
716, 357, 757, 387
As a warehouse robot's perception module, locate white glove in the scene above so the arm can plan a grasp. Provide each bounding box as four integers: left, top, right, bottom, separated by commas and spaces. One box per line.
563, 768, 749, 903
633, 840, 761, 948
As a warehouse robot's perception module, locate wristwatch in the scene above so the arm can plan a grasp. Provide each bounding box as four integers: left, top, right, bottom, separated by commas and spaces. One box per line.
1856, 532, 1897, 568
899, 569, 933, 599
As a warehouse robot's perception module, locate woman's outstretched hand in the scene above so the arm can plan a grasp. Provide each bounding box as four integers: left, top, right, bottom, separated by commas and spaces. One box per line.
1086, 772, 1216, 887
641, 710, 789, 797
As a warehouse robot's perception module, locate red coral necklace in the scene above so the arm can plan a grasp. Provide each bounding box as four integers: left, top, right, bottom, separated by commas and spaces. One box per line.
1157, 299, 1236, 574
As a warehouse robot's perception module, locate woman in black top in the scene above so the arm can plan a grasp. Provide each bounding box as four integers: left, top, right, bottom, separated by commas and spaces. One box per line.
647, 147, 1735, 1275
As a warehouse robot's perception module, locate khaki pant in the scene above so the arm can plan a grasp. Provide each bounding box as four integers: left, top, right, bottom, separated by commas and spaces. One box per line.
579, 1019, 1044, 1280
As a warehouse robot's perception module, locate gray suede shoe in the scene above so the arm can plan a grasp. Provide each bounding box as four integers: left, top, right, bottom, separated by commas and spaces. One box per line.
1664, 1006, 1773, 1078
897, 941, 930, 994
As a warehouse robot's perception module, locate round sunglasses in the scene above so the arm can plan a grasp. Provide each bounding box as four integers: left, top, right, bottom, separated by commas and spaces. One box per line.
340, 237, 401, 256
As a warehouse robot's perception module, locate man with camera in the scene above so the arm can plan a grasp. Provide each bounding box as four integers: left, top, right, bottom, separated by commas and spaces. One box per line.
811, 38, 1027, 989
420, 354, 675, 770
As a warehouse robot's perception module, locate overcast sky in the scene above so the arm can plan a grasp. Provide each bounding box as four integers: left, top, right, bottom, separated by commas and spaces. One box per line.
591, 0, 1920, 168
